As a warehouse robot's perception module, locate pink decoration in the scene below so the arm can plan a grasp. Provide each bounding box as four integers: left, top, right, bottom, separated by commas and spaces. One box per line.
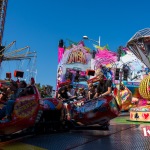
138, 99, 148, 106
58, 47, 64, 63
95, 50, 117, 65
78, 41, 85, 46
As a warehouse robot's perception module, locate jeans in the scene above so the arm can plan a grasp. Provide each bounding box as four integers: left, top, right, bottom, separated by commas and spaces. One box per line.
0, 100, 15, 119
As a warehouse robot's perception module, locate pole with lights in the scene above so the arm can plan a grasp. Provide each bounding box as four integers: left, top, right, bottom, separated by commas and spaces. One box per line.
83, 35, 100, 46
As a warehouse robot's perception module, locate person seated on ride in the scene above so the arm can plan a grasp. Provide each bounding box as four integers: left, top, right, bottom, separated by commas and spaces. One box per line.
57, 85, 69, 101
76, 88, 86, 99
94, 72, 112, 98
88, 83, 96, 100
67, 85, 75, 97
94, 72, 112, 127
58, 84, 76, 101
17, 80, 27, 97
0, 80, 27, 123
74, 88, 78, 97
0, 87, 10, 102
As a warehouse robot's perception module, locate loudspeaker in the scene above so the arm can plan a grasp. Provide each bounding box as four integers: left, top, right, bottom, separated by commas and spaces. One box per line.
92, 50, 96, 59
86, 70, 95, 76
123, 69, 128, 81
6, 72, 11, 79
115, 68, 120, 80
59, 39, 64, 47
14, 70, 24, 78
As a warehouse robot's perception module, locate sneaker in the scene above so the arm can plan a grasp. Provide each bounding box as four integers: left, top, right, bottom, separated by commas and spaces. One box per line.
0, 118, 11, 123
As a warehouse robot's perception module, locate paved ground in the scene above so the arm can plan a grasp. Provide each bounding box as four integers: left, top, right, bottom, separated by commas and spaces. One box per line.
1, 114, 150, 150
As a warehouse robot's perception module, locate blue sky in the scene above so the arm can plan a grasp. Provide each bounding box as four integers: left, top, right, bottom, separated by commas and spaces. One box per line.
2, 0, 150, 89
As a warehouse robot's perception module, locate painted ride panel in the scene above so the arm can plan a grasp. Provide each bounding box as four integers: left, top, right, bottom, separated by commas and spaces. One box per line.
0, 86, 39, 135
130, 105, 150, 122
113, 85, 133, 111
123, 81, 142, 102
64, 95, 121, 126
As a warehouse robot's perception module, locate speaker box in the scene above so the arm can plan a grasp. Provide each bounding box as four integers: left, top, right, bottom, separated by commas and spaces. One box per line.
86, 70, 95, 76
14, 70, 24, 78
6, 72, 11, 79
123, 69, 129, 81
115, 68, 120, 80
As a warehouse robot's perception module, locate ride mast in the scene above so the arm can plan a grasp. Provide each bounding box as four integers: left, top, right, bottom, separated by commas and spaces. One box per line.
0, 0, 8, 45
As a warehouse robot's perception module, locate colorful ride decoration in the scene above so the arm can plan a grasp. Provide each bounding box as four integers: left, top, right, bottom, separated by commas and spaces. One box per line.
57, 39, 136, 111
56, 39, 123, 124
120, 86, 132, 111
113, 84, 132, 111
57, 40, 92, 89
138, 75, 150, 100
123, 81, 142, 101
57, 39, 119, 90
127, 28, 150, 122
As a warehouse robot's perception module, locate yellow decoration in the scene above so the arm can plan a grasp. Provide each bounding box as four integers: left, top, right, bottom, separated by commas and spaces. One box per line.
84, 46, 90, 53
139, 75, 150, 100
115, 88, 122, 109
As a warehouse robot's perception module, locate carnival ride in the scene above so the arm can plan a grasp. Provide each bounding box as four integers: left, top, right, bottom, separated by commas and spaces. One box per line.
0, 81, 62, 138
0, 77, 122, 142
57, 36, 150, 112
57, 40, 132, 110
0, 0, 37, 82
127, 28, 150, 122
56, 39, 123, 129
0, 40, 37, 82
0, 38, 121, 140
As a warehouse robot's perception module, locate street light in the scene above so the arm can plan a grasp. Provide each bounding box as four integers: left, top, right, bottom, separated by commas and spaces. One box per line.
83, 35, 100, 46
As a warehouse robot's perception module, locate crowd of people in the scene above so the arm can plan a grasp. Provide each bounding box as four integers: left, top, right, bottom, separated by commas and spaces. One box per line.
0, 79, 35, 123
56, 72, 113, 101
0, 72, 113, 123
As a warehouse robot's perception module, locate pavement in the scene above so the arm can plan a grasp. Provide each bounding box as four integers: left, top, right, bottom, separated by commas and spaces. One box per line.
0, 113, 150, 150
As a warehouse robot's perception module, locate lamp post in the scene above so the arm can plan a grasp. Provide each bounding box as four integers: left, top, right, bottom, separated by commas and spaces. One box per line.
83, 35, 100, 46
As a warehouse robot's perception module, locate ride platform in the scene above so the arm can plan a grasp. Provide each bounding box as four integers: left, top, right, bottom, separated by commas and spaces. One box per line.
130, 105, 150, 122
0, 112, 150, 150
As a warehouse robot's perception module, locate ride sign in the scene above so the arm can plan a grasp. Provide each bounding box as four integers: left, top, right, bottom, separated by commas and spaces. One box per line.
14, 96, 38, 118
67, 50, 87, 64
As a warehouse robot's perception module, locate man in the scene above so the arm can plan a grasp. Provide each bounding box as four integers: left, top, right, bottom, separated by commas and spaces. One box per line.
0, 80, 27, 123
57, 85, 69, 100
94, 73, 112, 128
94, 73, 112, 98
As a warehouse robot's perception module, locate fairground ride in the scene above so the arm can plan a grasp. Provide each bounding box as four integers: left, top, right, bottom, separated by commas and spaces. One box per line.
0, 0, 37, 82
0, 40, 37, 82
127, 28, 150, 122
